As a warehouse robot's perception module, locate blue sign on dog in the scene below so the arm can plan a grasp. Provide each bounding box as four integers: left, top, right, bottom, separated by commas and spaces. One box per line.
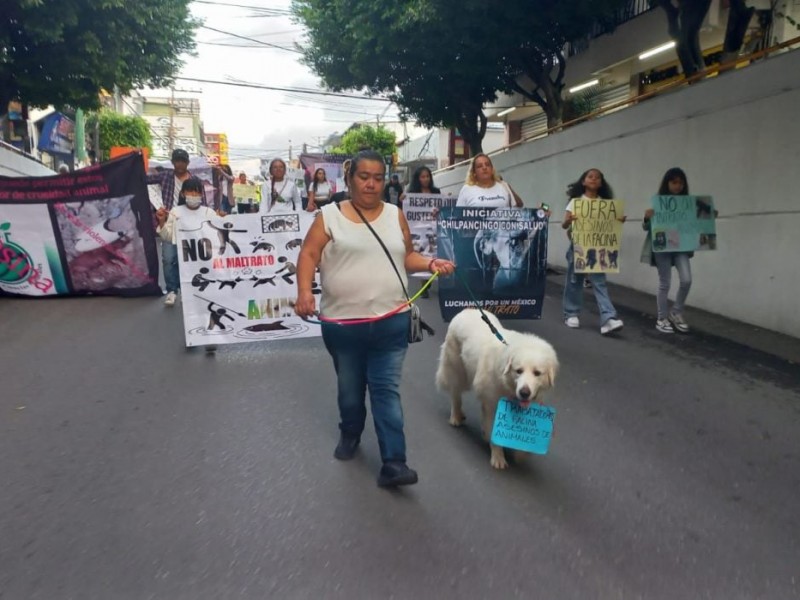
491, 398, 555, 455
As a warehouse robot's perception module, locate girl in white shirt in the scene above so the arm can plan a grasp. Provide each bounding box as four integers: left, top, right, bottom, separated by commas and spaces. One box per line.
259, 158, 301, 214
155, 177, 218, 306
307, 168, 332, 211
561, 168, 626, 335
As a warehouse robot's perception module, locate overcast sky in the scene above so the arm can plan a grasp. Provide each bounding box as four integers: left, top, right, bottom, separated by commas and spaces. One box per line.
144, 0, 399, 175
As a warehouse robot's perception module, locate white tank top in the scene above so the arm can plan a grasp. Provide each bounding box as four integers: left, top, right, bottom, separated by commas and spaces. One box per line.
320, 202, 409, 319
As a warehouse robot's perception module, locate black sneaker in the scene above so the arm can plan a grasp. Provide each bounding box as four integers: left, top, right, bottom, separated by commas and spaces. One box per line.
377, 462, 418, 487
333, 434, 360, 460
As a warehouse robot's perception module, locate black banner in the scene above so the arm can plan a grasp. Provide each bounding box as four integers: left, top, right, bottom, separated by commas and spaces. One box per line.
0, 153, 161, 297
437, 207, 549, 321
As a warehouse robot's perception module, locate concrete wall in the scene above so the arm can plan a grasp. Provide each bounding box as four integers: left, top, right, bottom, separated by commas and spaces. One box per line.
434, 49, 800, 338
0, 144, 55, 177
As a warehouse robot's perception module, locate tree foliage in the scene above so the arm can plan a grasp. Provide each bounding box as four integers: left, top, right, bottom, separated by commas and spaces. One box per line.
331, 125, 396, 158
294, 0, 631, 149
94, 111, 153, 161
1, 0, 198, 111
294, 0, 510, 154
493, 0, 629, 128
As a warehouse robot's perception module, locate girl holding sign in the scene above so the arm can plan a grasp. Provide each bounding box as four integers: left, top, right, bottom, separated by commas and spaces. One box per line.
561, 168, 626, 335
155, 177, 219, 307
642, 168, 693, 333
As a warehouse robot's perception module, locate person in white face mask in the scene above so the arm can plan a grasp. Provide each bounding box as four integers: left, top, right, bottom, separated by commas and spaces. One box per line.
156, 177, 219, 307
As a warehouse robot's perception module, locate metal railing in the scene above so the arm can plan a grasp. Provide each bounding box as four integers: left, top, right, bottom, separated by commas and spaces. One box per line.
436, 35, 800, 175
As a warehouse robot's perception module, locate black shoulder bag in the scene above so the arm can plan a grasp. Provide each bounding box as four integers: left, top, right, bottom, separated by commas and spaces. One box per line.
347, 203, 435, 343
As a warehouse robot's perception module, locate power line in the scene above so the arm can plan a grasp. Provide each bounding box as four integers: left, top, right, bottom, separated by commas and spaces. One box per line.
193, 0, 292, 15
202, 27, 301, 42
198, 41, 292, 48
200, 25, 301, 53
175, 76, 392, 101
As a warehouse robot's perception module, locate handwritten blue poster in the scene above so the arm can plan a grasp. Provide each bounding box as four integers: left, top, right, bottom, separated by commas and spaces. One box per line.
490, 398, 556, 455
650, 195, 717, 252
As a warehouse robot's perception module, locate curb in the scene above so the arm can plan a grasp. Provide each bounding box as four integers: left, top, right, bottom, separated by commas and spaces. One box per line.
545, 268, 800, 366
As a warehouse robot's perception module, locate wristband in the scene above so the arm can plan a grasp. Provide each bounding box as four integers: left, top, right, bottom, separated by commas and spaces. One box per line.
428, 258, 437, 273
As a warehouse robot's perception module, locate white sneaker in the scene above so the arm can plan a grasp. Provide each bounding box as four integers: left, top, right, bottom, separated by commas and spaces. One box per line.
564, 316, 580, 328
668, 311, 690, 333
164, 291, 177, 306
656, 319, 674, 333
600, 318, 624, 335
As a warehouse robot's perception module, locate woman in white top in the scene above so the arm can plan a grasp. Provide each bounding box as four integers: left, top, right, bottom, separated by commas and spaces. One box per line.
456, 153, 524, 209
155, 177, 218, 306
294, 149, 455, 488
259, 158, 301, 213
307, 168, 332, 211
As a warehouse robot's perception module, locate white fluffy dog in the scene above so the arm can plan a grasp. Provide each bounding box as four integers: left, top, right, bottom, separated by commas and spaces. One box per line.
435, 308, 559, 469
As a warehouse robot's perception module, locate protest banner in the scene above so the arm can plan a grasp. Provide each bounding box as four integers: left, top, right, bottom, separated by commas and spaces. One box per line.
570, 199, 624, 273
233, 183, 260, 214
298, 153, 351, 197
402, 193, 455, 277
176, 211, 320, 347
436, 207, 549, 321
0, 153, 160, 297
650, 195, 717, 252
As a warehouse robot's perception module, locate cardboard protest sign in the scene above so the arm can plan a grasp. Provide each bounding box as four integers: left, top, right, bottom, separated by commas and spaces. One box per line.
650, 195, 717, 252
491, 398, 556, 455
570, 199, 624, 273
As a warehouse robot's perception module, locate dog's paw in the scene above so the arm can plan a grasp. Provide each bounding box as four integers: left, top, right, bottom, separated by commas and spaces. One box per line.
512, 449, 529, 463
448, 411, 466, 427
490, 450, 509, 470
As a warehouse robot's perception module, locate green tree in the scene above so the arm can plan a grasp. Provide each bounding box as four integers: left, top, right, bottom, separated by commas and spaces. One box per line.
295, 0, 632, 150
1, 0, 197, 110
92, 111, 152, 161
294, 0, 509, 154
331, 125, 396, 158
486, 0, 629, 128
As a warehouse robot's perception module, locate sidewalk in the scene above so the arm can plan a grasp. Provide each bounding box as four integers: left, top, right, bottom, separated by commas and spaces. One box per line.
546, 269, 800, 366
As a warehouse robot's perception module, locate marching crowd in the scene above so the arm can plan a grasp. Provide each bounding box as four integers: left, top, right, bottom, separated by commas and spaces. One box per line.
148, 147, 711, 487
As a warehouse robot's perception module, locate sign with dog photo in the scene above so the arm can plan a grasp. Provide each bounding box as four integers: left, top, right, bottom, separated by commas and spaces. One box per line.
176, 212, 320, 347
570, 199, 624, 274
650, 195, 717, 252
436, 207, 549, 321
491, 399, 555, 455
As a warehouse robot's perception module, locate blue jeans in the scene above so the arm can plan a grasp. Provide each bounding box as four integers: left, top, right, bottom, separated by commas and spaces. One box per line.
563, 247, 618, 325
161, 239, 180, 294
322, 311, 410, 463
654, 252, 692, 319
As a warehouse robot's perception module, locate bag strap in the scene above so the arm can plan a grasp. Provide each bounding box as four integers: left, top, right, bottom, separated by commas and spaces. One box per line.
348, 203, 410, 301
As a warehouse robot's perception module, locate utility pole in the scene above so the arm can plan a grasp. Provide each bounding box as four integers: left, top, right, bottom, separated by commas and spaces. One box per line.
168, 87, 176, 154
288, 139, 292, 161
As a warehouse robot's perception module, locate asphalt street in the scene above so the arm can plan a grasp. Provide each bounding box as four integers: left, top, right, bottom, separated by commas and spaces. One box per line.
2, 279, 799, 599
